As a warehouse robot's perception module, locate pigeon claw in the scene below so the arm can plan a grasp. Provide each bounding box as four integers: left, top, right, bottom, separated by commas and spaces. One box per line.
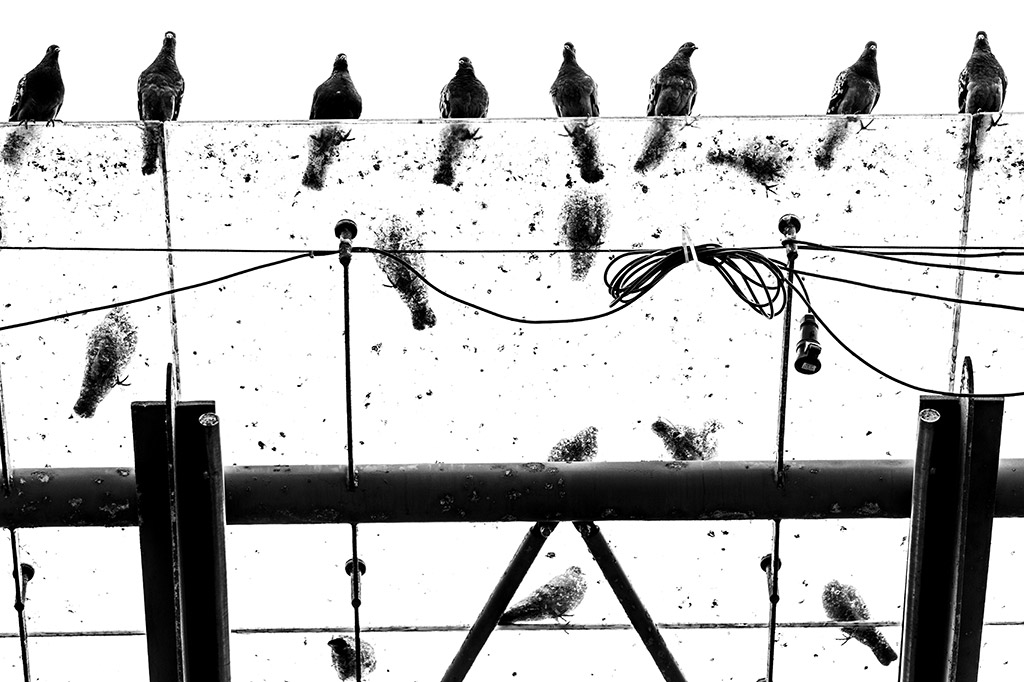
989, 113, 1006, 129
116, 375, 131, 387
857, 117, 876, 133
681, 114, 701, 129
762, 183, 778, 197
338, 129, 355, 143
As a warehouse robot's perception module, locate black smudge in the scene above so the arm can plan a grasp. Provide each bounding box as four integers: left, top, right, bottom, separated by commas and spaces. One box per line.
559, 188, 610, 281
2, 127, 32, 166
374, 217, 437, 330
634, 118, 676, 174
566, 124, 604, 183
814, 119, 850, 170
433, 122, 479, 186
302, 126, 347, 190
706, 136, 794, 192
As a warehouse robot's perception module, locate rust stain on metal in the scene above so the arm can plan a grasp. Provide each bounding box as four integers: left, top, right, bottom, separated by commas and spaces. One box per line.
857, 502, 881, 516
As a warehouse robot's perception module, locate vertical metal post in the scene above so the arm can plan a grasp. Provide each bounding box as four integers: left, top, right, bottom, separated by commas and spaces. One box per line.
175, 408, 230, 681
574, 522, 688, 682
132, 399, 186, 682
441, 521, 558, 682
900, 396, 1003, 682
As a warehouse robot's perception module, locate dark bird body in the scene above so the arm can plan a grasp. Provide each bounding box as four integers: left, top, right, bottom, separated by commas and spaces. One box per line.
827, 42, 880, 115
311, 54, 362, 120
440, 57, 488, 118
138, 32, 185, 121
551, 43, 599, 117
822, 580, 898, 666
959, 31, 1007, 113
327, 635, 376, 681
10, 45, 64, 123
647, 43, 698, 116
499, 566, 587, 624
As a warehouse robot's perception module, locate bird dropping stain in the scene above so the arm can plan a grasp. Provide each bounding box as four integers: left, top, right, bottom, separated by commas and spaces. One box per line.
814, 119, 851, 170
327, 634, 377, 681
433, 122, 479, 186
566, 124, 605, 183
559, 188, 610, 281
73, 307, 138, 418
652, 418, 722, 461
373, 217, 437, 330
634, 118, 677, 173
141, 122, 163, 176
2, 127, 35, 167
706, 135, 794, 193
301, 126, 349, 190
548, 426, 598, 462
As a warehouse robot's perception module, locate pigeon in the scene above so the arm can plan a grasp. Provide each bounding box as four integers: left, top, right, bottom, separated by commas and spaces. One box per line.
138, 31, 185, 121
550, 42, 599, 117
958, 31, 1007, 114
73, 307, 138, 418
311, 54, 362, 120
499, 566, 587, 624
647, 43, 698, 116
440, 57, 489, 118
827, 42, 880, 115
327, 635, 376, 681
9, 45, 64, 124
821, 580, 898, 666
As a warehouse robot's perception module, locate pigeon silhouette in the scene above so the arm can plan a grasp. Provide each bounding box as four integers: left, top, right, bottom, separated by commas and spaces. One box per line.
959, 31, 1006, 114
647, 43, 698, 116
440, 57, 488, 118
551, 42, 599, 117
499, 566, 587, 624
311, 54, 362, 119
827, 41, 880, 115
138, 31, 184, 121
10, 45, 64, 124
821, 579, 898, 666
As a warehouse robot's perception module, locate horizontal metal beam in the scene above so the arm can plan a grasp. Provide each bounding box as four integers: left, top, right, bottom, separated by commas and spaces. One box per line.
4, 459, 1024, 528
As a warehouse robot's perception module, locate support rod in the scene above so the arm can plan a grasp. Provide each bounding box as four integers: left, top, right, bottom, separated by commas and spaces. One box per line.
6, 459, 1024, 527
441, 521, 558, 682
575, 521, 688, 682
175, 408, 230, 682
900, 396, 1003, 682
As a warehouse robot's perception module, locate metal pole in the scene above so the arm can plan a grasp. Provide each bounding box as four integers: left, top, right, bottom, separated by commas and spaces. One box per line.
12, 458, 1024, 527
441, 521, 558, 682
175, 408, 230, 681
574, 522, 688, 682
774, 214, 801, 485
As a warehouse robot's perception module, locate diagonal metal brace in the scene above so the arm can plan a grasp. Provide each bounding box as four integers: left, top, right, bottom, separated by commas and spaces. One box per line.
575, 521, 688, 682
441, 521, 559, 682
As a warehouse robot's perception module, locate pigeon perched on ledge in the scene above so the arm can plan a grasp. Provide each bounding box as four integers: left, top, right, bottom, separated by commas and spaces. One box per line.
827, 41, 880, 115
138, 31, 185, 121
551, 42, 599, 117
9, 45, 64, 123
958, 31, 1006, 114
311, 53, 362, 119
647, 42, 698, 116
440, 57, 489, 118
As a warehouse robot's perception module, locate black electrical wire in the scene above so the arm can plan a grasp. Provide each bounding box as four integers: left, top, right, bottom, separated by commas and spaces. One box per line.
787, 273, 1024, 398
0, 252, 322, 334
792, 240, 1024, 276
